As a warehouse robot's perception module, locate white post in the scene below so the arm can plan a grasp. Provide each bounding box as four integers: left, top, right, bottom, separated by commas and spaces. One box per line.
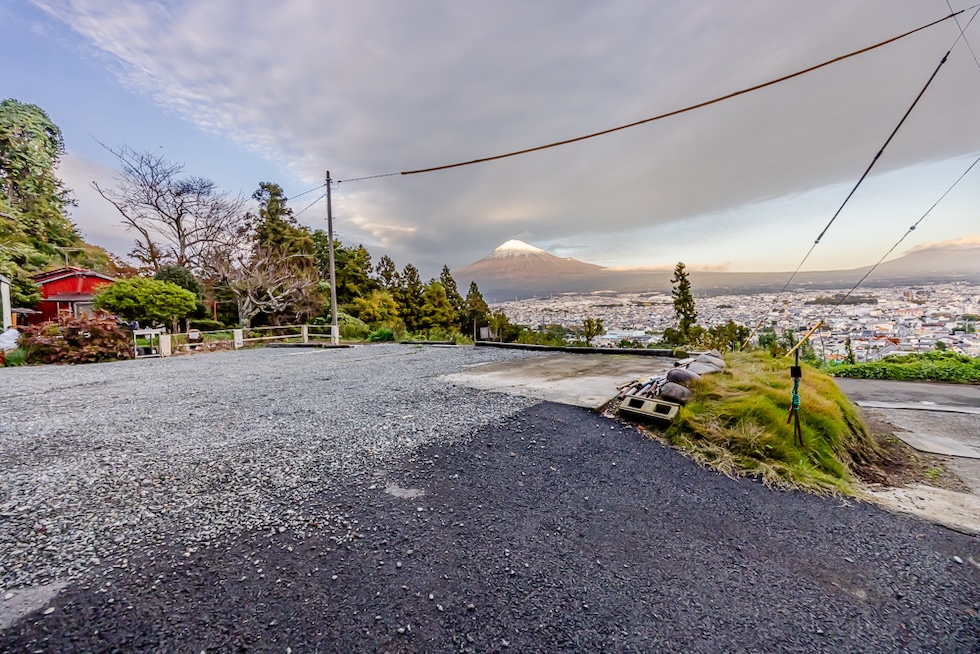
159, 333, 172, 357
233, 329, 244, 349
301, 324, 309, 344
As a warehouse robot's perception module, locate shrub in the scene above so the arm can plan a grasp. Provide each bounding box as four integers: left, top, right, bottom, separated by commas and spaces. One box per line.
1, 348, 27, 366
338, 312, 371, 340
369, 328, 395, 342
19, 312, 134, 364
831, 351, 980, 383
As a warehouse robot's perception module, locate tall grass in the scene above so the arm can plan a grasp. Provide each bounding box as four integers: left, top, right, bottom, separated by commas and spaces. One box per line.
661, 351, 881, 495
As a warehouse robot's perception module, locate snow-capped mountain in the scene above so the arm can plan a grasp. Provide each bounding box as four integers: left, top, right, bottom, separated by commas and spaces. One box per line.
454, 240, 603, 281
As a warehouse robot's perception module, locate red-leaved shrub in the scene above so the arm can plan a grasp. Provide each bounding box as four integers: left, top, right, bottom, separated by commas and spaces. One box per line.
19, 311, 134, 364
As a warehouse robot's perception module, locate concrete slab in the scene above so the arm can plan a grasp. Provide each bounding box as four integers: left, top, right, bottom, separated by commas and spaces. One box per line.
855, 400, 980, 415
0, 581, 67, 631
892, 432, 980, 459
443, 353, 674, 409
865, 484, 980, 536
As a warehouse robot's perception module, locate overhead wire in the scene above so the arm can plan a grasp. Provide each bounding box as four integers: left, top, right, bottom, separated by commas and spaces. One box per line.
293, 192, 327, 219
333, 9, 968, 184
820, 153, 980, 328
741, 6, 980, 349
287, 183, 327, 201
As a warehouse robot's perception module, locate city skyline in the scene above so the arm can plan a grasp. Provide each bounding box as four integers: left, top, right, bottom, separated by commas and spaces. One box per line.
3, 1, 979, 278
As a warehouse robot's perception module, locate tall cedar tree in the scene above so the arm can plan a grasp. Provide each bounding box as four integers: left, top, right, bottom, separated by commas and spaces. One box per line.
420, 281, 456, 331
671, 262, 697, 342
374, 255, 399, 290
465, 281, 490, 334
439, 265, 465, 329
397, 264, 425, 331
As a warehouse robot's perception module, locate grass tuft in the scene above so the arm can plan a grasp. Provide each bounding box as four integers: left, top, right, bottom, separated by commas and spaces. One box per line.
658, 351, 882, 495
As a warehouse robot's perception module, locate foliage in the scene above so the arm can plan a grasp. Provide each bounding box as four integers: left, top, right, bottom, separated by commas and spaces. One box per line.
337, 312, 371, 340
154, 265, 203, 298
311, 233, 377, 306
670, 262, 697, 342
844, 337, 857, 365
439, 265, 465, 329
831, 351, 980, 383
94, 277, 197, 328
1, 99, 111, 303
582, 317, 605, 346
420, 281, 456, 331
395, 264, 425, 331
369, 327, 395, 342
2, 348, 27, 366
697, 320, 750, 352
18, 311, 134, 364
464, 281, 490, 333
374, 255, 399, 290
349, 289, 400, 326
660, 351, 883, 495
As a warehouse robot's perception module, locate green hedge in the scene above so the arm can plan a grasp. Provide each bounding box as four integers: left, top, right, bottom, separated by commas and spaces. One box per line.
831, 351, 980, 383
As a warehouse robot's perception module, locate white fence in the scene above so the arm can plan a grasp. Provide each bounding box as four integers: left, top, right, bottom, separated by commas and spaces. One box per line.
163, 324, 337, 354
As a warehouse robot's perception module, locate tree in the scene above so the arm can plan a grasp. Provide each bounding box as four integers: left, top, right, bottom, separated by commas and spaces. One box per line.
440, 265, 465, 329
216, 244, 326, 327
705, 320, 750, 352
582, 317, 605, 346
395, 264, 425, 332
671, 262, 697, 342
420, 281, 456, 331
93, 146, 247, 273
349, 289, 399, 326
154, 265, 203, 298
844, 336, 857, 364
374, 255, 399, 290
94, 277, 197, 331
464, 281, 490, 336
1, 99, 110, 303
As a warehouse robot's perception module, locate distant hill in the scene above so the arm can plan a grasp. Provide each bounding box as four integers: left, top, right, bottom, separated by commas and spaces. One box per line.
454, 240, 980, 299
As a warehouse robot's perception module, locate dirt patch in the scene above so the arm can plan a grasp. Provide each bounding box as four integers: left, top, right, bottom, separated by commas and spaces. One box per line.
854, 410, 972, 493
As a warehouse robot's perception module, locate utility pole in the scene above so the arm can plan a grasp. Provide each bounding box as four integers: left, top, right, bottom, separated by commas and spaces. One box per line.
325, 171, 339, 345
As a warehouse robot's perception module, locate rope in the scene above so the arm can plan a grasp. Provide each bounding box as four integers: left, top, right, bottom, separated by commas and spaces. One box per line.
330, 11, 964, 183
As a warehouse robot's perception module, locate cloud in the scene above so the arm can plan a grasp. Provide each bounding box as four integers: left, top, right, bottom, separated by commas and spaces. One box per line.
906, 235, 980, 252
30, 0, 980, 273
58, 151, 134, 257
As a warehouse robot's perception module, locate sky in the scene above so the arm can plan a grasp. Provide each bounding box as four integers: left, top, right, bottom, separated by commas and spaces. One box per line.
2, 0, 979, 279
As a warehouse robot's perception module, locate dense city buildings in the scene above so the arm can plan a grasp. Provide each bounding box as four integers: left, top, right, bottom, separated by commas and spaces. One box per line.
492, 282, 980, 359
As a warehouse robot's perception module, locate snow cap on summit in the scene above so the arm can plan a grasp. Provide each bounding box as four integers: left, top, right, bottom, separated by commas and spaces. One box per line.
489, 239, 548, 258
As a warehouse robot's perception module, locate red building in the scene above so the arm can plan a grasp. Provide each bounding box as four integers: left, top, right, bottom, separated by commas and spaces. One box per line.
30, 266, 116, 322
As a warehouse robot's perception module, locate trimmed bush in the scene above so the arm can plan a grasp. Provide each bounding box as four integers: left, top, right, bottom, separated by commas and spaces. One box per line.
19, 312, 134, 364
369, 328, 395, 342
831, 351, 980, 383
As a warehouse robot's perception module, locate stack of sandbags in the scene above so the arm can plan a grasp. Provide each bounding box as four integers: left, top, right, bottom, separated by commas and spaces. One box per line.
617, 350, 725, 408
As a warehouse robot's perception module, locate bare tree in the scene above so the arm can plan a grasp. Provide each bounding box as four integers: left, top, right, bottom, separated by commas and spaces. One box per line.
93, 145, 247, 273
214, 243, 325, 328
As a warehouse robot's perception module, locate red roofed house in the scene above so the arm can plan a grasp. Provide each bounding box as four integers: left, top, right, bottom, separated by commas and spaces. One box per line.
30, 266, 116, 323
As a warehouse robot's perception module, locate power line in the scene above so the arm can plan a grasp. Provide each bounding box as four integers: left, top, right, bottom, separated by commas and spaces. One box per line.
287, 183, 327, 201
293, 192, 327, 219
821, 152, 980, 324
947, 1, 980, 73
741, 32, 964, 348
334, 9, 966, 183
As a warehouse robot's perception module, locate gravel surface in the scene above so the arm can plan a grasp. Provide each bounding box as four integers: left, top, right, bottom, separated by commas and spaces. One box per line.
0, 345, 541, 589
2, 346, 979, 652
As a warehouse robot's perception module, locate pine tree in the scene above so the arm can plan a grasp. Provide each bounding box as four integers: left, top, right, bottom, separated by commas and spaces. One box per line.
671, 262, 697, 343
465, 281, 490, 337
439, 265, 465, 329
374, 255, 399, 290
396, 264, 424, 332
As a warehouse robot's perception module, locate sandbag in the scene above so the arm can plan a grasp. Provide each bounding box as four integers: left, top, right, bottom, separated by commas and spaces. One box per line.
666, 367, 701, 387
658, 381, 693, 405
686, 361, 722, 375
695, 353, 726, 369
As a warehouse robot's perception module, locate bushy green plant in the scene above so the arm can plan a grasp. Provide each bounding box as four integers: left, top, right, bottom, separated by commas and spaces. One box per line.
831, 351, 980, 383
2, 348, 27, 366
369, 327, 395, 342
338, 312, 370, 340
18, 311, 134, 364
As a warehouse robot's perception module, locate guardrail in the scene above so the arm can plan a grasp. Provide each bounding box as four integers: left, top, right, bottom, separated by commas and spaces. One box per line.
166, 324, 337, 353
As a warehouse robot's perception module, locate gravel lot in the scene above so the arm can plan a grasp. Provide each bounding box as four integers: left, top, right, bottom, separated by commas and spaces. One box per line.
2, 345, 979, 652
0, 345, 541, 590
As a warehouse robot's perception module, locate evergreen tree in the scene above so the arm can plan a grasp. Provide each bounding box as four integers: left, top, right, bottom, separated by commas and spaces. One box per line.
420, 281, 456, 331
439, 265, 465, 329
374, 255, 399, 290
671, 262, 698, 343
396, 263, 424, 331
464, 281, 490, 336
582, 317, 605, 346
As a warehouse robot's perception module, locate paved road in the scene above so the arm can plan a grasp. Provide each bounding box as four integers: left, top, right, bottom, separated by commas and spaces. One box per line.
3, 403, 978, 652
834, 378, 980, 408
